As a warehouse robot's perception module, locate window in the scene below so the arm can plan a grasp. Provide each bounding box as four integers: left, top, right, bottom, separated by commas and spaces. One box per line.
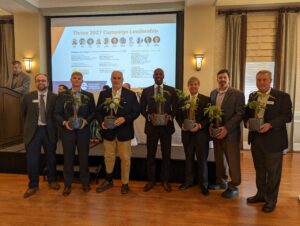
244, 14, 277, 101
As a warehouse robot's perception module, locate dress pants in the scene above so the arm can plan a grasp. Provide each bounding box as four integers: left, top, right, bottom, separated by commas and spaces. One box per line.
251, 135, 283, 205
213, 138, 241, 188
61, 128, 90, 186
146, 126, 172, 183
25, 126, 57, 189
103, 138, 131, 184
182, 132, 209, 187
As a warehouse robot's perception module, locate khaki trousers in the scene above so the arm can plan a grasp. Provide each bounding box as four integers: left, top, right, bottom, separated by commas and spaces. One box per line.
103, 138, 131, 184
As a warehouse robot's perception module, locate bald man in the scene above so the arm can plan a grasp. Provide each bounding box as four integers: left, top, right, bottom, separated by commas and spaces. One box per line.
245, 70, 292, 213
95, 71, 140, 194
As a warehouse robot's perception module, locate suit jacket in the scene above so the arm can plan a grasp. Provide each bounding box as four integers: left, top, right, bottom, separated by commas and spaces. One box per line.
54, 89, 95, 137
21, 91, 57, 145
210, 87, 245, 141
9, 72, 31, 94
140, 84, 177, 134
246, 88, 293, 152
96, 88, 140, 141
176, 93, 210, 141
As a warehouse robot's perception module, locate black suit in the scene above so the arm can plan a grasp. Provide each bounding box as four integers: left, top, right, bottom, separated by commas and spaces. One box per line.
96, 88, 140, 141
21, 91, 58, 188
54, 89, 95, 187
246, 88, 292, 205
176, 94, 210, 188
140, 84, 177, 183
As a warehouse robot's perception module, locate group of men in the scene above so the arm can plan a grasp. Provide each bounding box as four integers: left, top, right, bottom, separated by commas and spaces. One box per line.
18, 61, 292, 213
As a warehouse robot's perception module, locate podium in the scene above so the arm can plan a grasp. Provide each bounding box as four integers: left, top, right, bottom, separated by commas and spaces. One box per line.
0, 87, 23, 147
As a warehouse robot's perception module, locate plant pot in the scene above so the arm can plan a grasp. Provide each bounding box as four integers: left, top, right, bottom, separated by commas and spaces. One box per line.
152, 114, 168, 126
69, 117, 83, 129
248, 118, 264, 132
211, 127, 222, 138
104, 115, 116, 129
183, 119, 196, 131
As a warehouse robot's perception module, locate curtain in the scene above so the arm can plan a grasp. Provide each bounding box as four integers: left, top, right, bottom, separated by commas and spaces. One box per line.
274, 12, 298, 151
0, 17, 14, 87
225, 14, 247, 91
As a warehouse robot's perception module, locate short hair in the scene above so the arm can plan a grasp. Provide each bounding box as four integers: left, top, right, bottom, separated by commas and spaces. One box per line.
256, 70, 272, 78
187, 76, 200, 85
102, 85, 110, 90
58, 84, 68, 90
153, 68, 164, 75
35, 73, 49, 81
217, 69, 230, 78
111, 70, 123, 78
71, 71, 83, 78
123, 83, 131, 89
12, 60, 22, 66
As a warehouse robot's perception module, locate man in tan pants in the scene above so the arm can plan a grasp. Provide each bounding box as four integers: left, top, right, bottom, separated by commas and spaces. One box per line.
95, 71, 140, 194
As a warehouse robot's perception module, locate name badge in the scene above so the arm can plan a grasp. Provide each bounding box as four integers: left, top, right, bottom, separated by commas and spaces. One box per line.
266, 101, 274, 105
32, 99, 39, 103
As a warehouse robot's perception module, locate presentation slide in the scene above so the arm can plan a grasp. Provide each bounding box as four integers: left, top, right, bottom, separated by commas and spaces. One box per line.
50, 15, 177, 92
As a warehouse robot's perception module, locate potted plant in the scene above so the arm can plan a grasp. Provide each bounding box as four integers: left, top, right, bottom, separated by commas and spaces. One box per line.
246, 91, 275, 131
64, 91, 89, 129
203, 103, 223, 138
102, 96, 122, 129
151, 90, 170, 126
176, 89, 198, 130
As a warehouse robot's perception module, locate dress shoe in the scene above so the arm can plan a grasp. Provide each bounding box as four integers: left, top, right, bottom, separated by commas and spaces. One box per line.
221, 187, 239, 199
200, 186, 209, 196
121, 184, 129, 194
208, 182, 227, 190
23, 187, 38, 198
82, 183, 91, 192
62, 186, 71, 196
143, 182, 155, 192
96, 180, 113, 193
247, 195, 265, 204
178, 183, 192, 190
262, 203, 276, 213
162, 182, 172, 192
48, 182, 60, 190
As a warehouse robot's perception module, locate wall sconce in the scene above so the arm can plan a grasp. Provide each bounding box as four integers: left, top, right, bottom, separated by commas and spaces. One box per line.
194, 54, 204, 71
23, 58, 33, 73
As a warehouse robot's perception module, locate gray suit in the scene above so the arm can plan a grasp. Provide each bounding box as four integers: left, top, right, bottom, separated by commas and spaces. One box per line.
210, 87, 245, 188
21, 91, 58, 188
9, 72, 31, 94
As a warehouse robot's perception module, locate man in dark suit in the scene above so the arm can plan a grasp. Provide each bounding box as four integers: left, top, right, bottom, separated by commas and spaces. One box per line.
209, 69, 245, 199
140, 68, 177, 192
9, 60, 31, 94
95, 71, 140, 194
176, 76, 210, 196
54, 71, 95, 196
21, 73, 60, 198
245, 70, 292, 213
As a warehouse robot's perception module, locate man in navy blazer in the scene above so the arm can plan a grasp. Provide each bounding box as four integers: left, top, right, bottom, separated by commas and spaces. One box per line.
54, 72, 95, 196
140, 68, 177, 192
176, 76, 210, 195
21, 73, 60, 198
245, 70, 292, 213
95, 71, 140, 194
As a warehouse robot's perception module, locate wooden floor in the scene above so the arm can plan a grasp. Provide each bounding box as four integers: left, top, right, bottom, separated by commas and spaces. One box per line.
0, 151, 299, 226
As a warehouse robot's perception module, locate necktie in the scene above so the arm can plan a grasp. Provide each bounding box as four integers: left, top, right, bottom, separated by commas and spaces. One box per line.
39, 94, 46, 123
156, 85, 162, 96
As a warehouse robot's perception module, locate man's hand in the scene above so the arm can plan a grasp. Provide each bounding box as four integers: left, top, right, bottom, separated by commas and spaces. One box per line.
80, 118, 88, 129
215, 126, 228, 139
64, 121, 73, 131
181, 124, 187, 131
259, 123, 272, 133
190, 123, 201, 132
101, 121, 108, 130
114, 116, 126, 127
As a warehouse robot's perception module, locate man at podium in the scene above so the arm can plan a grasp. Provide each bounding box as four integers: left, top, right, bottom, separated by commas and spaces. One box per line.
9, 60, 30, 94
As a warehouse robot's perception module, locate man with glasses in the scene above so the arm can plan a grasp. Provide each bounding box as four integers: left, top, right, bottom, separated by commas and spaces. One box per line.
21, 73, 60, 198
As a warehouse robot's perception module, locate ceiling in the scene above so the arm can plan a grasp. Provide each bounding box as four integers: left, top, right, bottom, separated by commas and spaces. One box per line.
0, 0, 300, 15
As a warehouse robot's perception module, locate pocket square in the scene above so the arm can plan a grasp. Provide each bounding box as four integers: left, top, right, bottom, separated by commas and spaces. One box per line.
32, 99, 39, 103
266, 101, 274, 105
